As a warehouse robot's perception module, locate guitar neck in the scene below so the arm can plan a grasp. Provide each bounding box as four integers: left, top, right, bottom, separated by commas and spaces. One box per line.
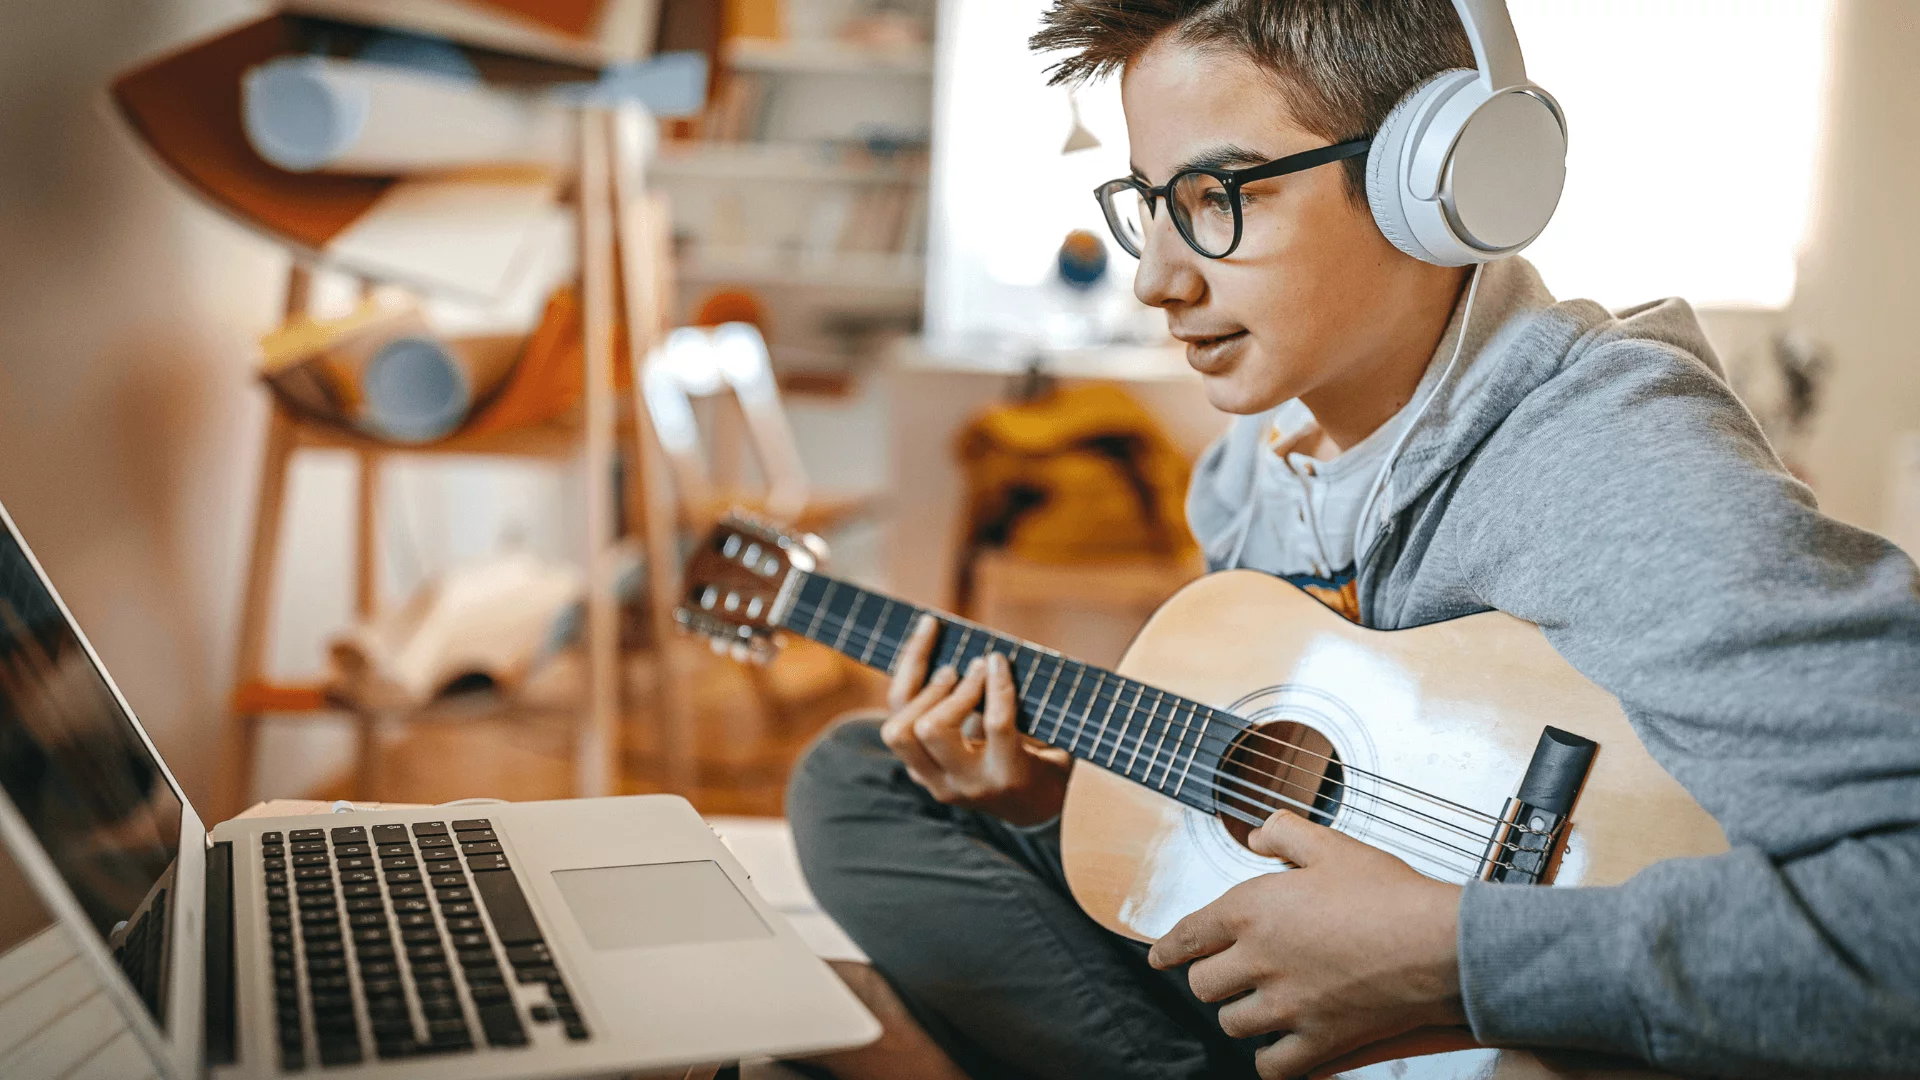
777, 570, 1243, 815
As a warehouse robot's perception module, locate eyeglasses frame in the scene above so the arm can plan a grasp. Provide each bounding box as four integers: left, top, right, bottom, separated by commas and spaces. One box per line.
1094, 137, 1373, 260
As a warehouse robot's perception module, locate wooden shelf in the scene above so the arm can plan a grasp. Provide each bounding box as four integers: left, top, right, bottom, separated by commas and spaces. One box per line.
680, 249, 924, 292
652, 142, 927, 184
727, 38, 933, 77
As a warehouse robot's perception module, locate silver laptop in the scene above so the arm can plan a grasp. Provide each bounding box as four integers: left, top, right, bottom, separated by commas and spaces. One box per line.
0, 502, 878, 1079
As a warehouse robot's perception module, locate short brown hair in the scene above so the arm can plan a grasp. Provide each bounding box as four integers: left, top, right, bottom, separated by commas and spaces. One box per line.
1030, 0, 1475, 198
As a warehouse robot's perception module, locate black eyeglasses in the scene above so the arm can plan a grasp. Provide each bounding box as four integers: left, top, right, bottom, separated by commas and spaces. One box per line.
1094, 138, 1371, 259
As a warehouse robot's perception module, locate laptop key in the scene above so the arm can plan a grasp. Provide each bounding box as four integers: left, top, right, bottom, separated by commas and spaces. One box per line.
451, 819, 491, 832
262, 831, 285, 843
333, 843, 370, 857
412, 820, 448, 835
476, 1003, 527, 1046
290, 828, 324, 840
466, 854, 509, 871
393, 898, 431, 914
459, 840, 503, 856
373, 824, 410, 842
471, 869, 542, 944
330, 826, 366, 842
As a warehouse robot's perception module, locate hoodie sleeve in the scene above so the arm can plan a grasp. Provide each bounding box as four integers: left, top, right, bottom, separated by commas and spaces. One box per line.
1445, 336, 1920, 1076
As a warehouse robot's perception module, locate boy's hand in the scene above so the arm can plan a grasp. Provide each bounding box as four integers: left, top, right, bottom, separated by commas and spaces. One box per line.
1149, 811, 1466, 1079
880, 615, 1071, 826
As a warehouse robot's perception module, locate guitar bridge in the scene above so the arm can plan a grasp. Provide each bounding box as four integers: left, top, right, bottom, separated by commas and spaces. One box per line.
1479, 726, 1597, 885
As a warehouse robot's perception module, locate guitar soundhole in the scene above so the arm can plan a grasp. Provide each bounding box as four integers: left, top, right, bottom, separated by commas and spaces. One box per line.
1217, 720, 1345, 850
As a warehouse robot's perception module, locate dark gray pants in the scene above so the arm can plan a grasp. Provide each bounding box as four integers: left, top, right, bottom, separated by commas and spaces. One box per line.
786, 717, 1260, 1080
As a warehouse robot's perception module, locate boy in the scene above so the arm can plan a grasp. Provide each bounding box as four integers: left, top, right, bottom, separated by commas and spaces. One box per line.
787, 2, 1920, 1077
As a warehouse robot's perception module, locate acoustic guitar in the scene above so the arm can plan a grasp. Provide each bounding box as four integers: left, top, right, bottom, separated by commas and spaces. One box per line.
680, 514, 1727, 1079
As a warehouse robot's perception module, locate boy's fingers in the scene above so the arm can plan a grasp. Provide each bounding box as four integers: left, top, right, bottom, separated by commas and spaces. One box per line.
915, 658, 986, 769
981, 653, 1024, 776
886, 614, 940, 710
893, 663, 959, 727
881, 706, 944, 784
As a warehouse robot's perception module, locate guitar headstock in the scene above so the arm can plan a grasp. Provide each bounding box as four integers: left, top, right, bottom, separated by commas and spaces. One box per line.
677, 512, 827, 662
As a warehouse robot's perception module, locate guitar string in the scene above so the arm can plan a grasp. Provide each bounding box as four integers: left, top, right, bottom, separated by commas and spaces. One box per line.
782, 591, 1518, 831
777, 601, 1536, 871
782, 596, 1541, 859
782, 595, 1538, 858
978, 665, 1520, 874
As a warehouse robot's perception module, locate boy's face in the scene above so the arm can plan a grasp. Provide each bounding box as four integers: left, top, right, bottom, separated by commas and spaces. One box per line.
1121, 35, 1455, 416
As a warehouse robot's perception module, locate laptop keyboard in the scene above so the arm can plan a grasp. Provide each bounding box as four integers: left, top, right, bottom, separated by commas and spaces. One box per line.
110, 886, 168, 1023
260, 818, 589, 1071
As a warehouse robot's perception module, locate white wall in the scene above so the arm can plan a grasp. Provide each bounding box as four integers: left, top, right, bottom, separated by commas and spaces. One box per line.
1791, 0, 1920, 533
0, 0, 288, 809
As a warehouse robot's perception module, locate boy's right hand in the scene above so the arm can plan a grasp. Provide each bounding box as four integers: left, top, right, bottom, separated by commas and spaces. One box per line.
880, 614, 1072, 827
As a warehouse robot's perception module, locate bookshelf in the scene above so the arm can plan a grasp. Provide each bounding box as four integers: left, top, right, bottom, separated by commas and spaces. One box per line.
650, 0, 938, 390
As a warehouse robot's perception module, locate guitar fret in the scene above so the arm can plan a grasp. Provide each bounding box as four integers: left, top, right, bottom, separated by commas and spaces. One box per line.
1172, 701, 1204, 801
1126, 690, 1160, 778
1017, 649, 1043, 696
859, 598, 894, 665
1083, 674, 1122, 766
804, 579, 837, 638
1105, 681, 1146, 769
1144, 690, 1178, 791
1167, 707, 1213, 799
833, 589, 868, 652
1056, 666, 1090, 755
1152, 699, 1198, 791
1030, 657, 1067, 744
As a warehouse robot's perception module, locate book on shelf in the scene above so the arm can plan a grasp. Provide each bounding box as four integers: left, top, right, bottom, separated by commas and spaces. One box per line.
279, 0, 661, 67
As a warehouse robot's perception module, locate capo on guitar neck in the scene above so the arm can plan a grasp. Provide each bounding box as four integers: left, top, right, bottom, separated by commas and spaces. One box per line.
1479, 726, 1597, 885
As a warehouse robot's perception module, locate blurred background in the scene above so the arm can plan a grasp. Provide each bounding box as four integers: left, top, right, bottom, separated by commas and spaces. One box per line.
0, 0, 1914, 822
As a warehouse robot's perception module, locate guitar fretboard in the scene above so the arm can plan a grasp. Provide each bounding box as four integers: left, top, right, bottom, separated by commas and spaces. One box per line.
779, 570, 1248, 814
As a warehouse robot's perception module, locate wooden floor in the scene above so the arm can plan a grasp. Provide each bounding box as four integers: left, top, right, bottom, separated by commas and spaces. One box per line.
310, 639, 889, 816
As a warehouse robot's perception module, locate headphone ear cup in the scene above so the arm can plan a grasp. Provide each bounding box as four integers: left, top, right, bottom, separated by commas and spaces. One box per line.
1367, 69, 1476, 265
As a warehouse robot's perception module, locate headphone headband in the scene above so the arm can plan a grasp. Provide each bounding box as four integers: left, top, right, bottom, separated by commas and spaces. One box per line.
1452, 0, 1528, 91
1364, 0, 1567, 267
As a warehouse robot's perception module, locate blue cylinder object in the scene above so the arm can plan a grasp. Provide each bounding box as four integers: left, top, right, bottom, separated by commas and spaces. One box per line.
361, 336, 470, 443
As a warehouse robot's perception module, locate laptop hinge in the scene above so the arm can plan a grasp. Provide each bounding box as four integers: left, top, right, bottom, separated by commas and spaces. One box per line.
204, 841, 237, 1066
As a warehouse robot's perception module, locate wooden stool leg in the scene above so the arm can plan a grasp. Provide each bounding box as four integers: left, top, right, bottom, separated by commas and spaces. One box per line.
349, 451, 382, 797
352, 709, 382, 802
612, 107, 698, 794
219, 402, 300, 820
577, 107, 621, 798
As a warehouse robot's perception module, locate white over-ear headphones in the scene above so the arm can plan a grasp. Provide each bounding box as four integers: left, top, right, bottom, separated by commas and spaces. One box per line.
1366, 0, 1567, 267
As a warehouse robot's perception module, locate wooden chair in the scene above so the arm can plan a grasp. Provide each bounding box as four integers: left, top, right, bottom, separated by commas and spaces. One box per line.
639, 321, 881, 537
636, 322, 881, 726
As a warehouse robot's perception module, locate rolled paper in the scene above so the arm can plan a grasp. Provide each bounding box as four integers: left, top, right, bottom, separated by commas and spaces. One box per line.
360, 335, 471, 443
242, 55, 573, 174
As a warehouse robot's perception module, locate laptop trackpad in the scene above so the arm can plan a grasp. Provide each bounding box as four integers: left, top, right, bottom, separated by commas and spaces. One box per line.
551, 860, 772, 951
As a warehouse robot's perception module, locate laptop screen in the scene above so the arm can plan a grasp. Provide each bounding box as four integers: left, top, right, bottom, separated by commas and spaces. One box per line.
0, 515, 182, 1025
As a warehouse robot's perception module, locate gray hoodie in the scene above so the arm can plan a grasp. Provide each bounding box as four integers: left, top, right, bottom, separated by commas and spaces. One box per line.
1186, 258, 1920, 1077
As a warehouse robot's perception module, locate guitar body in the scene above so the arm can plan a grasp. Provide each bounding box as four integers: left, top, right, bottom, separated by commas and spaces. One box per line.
1060, 570, 1727, 1079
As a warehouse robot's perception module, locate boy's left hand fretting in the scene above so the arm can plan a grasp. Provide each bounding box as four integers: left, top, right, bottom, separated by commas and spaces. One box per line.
1148, 811, 1467, 1079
